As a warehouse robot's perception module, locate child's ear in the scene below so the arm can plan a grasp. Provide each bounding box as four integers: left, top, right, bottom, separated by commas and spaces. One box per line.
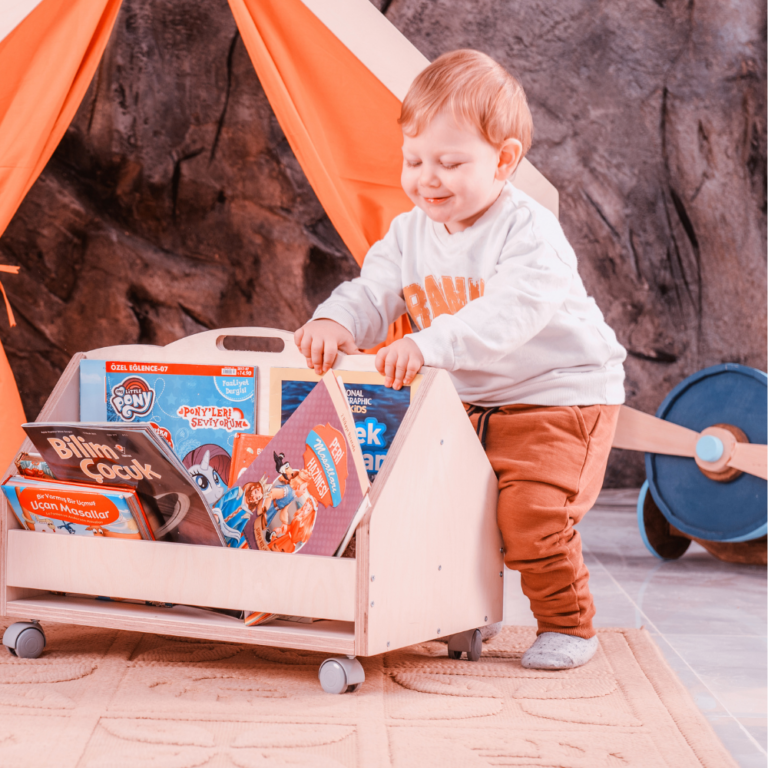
495, 138, 524, 180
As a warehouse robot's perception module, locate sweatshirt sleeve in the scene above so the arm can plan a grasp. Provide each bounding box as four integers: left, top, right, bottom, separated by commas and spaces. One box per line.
411, 217, 574, 372
311, 222, 407, 349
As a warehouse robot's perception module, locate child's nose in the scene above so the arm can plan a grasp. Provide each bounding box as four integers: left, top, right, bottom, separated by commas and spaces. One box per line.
419, 165, 440, 187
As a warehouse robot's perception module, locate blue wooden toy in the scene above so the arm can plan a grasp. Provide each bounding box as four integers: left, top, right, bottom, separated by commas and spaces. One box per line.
633, 364, 767, 562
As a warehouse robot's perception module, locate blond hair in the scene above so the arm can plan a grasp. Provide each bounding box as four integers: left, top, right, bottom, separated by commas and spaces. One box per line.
399, 50, 533, 155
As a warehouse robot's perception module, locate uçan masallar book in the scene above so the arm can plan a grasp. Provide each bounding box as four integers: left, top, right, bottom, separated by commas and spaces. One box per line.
22, 423, 225, 547
79, 360, 256, 507
214, 370, 370, 558
269, 368, 420, 482
2, 477, 154, 540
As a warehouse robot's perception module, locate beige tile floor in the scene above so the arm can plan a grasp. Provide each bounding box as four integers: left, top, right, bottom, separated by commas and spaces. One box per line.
503, 489, 767, 768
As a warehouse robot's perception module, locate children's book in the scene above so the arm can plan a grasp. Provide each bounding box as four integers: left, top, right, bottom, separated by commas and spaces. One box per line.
229, 434, 273, 485
2, 476, 154, 540
215, 369, 370, 557
79, 360, 257, 503
227, 371, 370, 626
22, 423, 225, 547
269, 368, 420, 482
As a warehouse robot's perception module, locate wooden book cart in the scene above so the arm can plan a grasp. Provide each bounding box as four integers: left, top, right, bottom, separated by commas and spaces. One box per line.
0, 328, 502, 692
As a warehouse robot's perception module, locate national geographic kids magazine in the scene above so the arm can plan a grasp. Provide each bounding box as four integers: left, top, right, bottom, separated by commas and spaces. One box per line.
22, 423, 225, 547
79, 360, 256, 504
269, 368, 420, 482
2, 477, 154, 540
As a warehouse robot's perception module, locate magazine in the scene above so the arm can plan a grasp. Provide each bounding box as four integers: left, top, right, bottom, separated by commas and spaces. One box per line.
22, 423, 225, 547
269, 368, 420, 482
79, 360, 257, 504
2, 476, 154, 540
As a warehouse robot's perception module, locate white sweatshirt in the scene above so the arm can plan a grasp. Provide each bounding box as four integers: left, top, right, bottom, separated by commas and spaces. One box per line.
313, 182, 626, 407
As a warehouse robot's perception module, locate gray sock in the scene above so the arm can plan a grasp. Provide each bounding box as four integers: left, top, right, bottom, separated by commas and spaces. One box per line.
521, 632, 599, 670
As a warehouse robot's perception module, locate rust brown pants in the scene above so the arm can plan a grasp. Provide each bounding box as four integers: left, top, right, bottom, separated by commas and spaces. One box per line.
466, 403, 620, 639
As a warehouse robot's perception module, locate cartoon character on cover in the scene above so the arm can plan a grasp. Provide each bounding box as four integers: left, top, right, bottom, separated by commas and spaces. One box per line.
264, 452, 319, 553
268, 490, 318, 554
182, 444, 232, 505
213, 481, 267, 548
30, 517, 56, 533
57, 521, 77, 534
265, 452, 300, 528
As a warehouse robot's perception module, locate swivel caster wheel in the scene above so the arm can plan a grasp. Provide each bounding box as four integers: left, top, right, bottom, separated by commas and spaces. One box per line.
3, 621, 46, 659
318, 656, 365, 694
447, 628, 482, 661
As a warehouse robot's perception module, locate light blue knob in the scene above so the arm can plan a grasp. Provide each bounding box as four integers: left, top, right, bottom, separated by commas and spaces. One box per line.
696, 435, 724, 462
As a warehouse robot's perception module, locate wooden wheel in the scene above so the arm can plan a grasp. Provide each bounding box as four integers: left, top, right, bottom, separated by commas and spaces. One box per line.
646, 364, 767, 543
637, 481, 691, 560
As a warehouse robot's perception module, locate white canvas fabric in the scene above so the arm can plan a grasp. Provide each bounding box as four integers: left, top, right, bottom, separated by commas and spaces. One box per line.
0, 0, 46, 43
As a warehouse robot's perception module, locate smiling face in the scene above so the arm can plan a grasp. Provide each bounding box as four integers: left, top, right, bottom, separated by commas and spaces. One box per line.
401, 110, 522, 234
246, 484, 263, 506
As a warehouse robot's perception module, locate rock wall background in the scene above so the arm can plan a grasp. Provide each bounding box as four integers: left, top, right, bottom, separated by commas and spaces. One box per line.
0, 0, 765, 486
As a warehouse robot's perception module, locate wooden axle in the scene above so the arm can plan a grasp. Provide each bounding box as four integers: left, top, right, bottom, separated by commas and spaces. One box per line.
613, 405, 767, 481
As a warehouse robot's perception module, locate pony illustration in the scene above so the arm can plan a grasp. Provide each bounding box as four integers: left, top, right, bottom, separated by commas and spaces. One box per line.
182, 444, 232, 505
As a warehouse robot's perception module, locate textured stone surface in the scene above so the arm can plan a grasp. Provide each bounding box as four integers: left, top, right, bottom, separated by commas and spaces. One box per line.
0, 0, 765, 486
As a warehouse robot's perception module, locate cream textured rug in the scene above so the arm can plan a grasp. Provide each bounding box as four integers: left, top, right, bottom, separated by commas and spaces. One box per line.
0, 620, 736, 768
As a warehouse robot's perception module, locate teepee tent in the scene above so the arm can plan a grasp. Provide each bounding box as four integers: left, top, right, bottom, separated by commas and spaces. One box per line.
0, 0, 558, 470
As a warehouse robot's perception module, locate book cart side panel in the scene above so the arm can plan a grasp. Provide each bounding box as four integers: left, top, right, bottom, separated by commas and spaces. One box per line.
359, 369, 504, 656
1, 354, 85, 615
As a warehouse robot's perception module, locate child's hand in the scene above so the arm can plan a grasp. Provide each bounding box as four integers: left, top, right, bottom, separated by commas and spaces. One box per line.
294, 319, 358, 375
375, 337, 424, 390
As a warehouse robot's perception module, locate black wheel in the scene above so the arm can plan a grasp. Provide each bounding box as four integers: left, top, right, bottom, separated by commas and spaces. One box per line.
448, 649, 463, 660
466, 629, 482, 662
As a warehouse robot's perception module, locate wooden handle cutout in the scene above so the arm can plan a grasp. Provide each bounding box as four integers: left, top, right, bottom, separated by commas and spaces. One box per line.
217, 336, 286, 353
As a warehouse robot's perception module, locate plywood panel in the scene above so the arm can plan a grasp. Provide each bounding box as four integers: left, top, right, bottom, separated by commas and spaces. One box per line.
7, 595, 355, 653
7, 530, 356, 621
361, 369, 503, 656
37, 352, 84, 422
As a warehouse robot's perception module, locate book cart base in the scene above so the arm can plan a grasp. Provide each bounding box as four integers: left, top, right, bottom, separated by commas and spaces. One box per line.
1, 328, 503, 693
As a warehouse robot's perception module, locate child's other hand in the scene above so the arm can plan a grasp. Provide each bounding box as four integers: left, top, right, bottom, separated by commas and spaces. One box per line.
375, 337, 424, 390
294, 319, 358, 375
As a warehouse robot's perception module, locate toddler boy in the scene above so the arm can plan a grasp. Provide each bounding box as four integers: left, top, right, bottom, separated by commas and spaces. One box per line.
294, 50, 626, 669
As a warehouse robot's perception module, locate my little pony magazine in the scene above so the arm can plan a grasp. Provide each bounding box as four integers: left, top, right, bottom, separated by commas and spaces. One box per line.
212, 370, 371, 627
79, 360, 257, 509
